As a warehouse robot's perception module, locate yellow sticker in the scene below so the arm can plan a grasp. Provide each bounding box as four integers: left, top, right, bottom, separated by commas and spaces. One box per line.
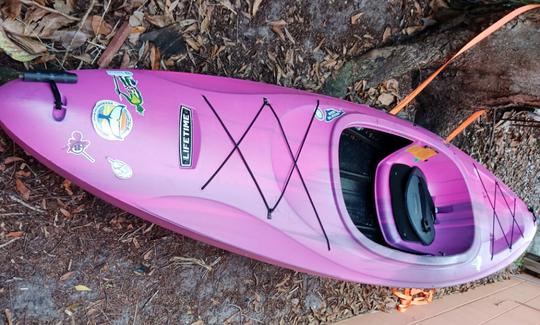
407, 145, 437, 161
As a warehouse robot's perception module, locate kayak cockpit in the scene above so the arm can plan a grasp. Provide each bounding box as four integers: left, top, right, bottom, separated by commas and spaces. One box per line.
338, 127, 475, 256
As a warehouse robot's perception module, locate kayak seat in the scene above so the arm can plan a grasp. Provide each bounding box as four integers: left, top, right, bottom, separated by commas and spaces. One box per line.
339, 128, 412, 246
389, 164, 436, 246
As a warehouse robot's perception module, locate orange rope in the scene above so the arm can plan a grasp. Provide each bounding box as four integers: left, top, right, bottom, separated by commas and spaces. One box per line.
445, 109, 487, 143
389, 4, 540, 116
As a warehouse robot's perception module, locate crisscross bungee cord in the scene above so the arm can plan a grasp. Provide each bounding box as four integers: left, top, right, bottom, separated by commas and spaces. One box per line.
473, 164, 525, 260
201, 96, 331, 250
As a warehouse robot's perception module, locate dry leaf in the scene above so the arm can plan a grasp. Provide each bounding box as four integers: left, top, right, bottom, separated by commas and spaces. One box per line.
52, 30, 89, 49
378, 93, 395, 106
269, 20, 287, 41
6, 231, 24, 238
90, 16, 112, 36
60, 271, 75, 281
7, 34, 47, 55
5, 0, 22, 19
219, 0, 237, 14
382, 26, 392, 42
15, 179, 30, 200
32, 13, 74, 38
143, 249, 153, 261
74, 284, 91, 291
0, 22, 39, 62
145, 15, 167, 28
63, 179, 73, 196
351, 12, 364, 25
252, 0, 263, 17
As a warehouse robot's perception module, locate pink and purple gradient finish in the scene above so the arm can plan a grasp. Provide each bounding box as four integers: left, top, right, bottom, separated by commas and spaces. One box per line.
0, 70, 536, 288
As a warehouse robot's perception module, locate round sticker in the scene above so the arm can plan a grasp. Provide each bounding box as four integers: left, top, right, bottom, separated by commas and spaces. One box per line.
92, 100, 133, 141
107, 157, 133, 180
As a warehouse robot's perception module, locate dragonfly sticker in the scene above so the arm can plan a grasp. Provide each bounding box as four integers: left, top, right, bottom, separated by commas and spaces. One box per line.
107, 71, 145, 116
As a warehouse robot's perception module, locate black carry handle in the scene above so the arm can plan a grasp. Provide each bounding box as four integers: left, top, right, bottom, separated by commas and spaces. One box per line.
22, 71, 78, 84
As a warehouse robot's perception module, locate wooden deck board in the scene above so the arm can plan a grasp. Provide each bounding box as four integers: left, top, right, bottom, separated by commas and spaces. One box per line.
336, 274, 540, 325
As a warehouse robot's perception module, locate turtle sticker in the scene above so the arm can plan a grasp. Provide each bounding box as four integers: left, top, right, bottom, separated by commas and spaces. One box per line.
67, 131, 95, 163
107, 71, 145, 115
92, 100, 133, 141
107, 157, 133, 180
315, 108, 345, 123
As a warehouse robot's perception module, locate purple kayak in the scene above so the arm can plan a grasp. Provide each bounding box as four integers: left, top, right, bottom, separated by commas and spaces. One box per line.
0, 70, 536, 288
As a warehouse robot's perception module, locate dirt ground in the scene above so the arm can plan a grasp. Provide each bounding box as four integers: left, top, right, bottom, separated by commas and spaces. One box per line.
0, 0, 538, 324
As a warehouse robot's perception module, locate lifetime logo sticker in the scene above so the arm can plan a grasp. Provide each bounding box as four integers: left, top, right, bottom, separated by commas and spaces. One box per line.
179, 105, 193, 168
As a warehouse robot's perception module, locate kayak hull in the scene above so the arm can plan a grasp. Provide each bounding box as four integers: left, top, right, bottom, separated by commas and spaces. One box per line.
0, 70, 536, 287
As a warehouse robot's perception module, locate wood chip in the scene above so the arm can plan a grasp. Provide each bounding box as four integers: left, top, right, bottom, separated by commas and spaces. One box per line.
6, 231, 24, 238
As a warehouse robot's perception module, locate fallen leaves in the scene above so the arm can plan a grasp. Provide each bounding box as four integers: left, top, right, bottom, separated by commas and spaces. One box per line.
74, 284, 91, 291
219, 0, 237, 15
252, 0, 263, 17
268, 20, 287, 41
15, 178, 30, 200
63, 179, 74, 196
90, 15, 112, 36
5, 0, 22, 19
0, 20, 40, 62
351, 12, 364, 25
60, 271, 75, 281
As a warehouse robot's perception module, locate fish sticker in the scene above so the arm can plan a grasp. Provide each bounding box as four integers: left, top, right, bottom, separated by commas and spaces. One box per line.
92, 100, 133, 141
315, 108, 345, 122
107, 157, 133, 180
107, 71, 145, 115
67, 131, 95, 163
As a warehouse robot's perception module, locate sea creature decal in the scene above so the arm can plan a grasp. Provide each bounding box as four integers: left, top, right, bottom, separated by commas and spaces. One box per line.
67, 131, 95, 163
315, 108, 345, 123
107, 157, 133, 180
92, 100, 133, 141
107, 71, 145, 115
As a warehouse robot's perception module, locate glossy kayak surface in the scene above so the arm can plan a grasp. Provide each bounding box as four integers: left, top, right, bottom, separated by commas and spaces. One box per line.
0, 70, 536, 287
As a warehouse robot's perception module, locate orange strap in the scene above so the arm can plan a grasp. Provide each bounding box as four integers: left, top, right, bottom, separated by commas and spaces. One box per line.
389, 4, 540, 116
392, 288, 435, 312
445, 109, 486, 142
